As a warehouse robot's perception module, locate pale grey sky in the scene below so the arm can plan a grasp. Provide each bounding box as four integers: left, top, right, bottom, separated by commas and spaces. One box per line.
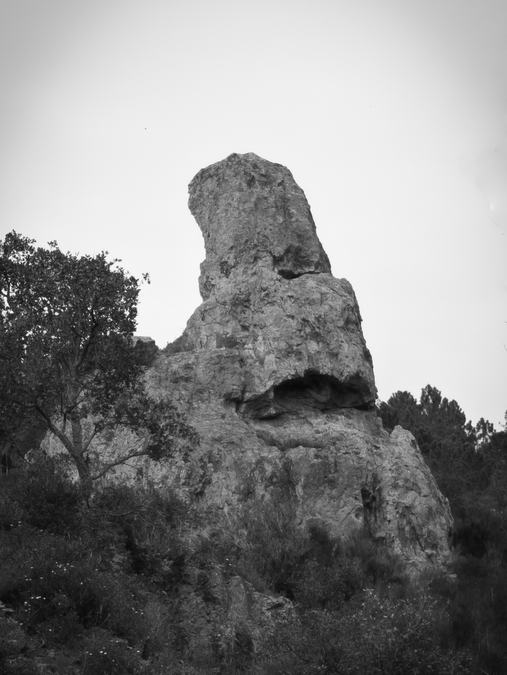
1, 0, 506, 426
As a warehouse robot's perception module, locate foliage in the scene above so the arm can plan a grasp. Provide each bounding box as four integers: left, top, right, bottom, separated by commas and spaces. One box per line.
0, 465, 186, 672
79, 629, 147, 675
379, 385, 507, 672
90, 483, 189, 584
0, 529, 146, 643
258, 590, 471, 674
235, 497, 307, 595
378, 385, 494, 505
1, 373, 506, 672
234, 494, 405, 610
0, 454, 81, 534
0, 231, 194, 497
0, 453, 482, 672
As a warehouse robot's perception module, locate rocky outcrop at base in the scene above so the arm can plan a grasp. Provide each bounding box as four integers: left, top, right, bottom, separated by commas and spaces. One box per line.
147, 152, 452, 571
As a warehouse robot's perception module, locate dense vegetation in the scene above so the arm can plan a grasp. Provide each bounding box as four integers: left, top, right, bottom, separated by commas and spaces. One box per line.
379, 388, 507, 674
1, 397, 505, 673
1, 234, 506, 673
0, 453, 475, 674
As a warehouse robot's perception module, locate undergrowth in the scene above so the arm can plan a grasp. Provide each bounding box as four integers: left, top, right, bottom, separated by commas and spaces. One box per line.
0, 455, 500, 673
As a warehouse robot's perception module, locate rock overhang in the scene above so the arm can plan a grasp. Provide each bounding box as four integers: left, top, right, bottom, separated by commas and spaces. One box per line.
237, 370, 376, 420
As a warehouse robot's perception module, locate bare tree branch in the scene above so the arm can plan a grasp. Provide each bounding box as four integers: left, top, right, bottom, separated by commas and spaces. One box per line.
35, 405, 74, 455
83, 424, 100, 453
91, 445, 149, 481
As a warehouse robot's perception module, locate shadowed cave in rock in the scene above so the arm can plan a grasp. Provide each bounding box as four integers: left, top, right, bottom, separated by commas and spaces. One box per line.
272, 241, 331, 280
238, 371, 374, 419
276, 268, 321, 280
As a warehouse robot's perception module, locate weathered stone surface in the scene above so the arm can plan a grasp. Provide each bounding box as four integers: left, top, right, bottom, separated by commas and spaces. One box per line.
178, 266, 375, 409
181, 152, 376, 409
144, 152, 452, 570
189, 152, 331, 299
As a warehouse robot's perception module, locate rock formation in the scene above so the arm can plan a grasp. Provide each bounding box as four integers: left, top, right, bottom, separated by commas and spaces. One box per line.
147, 152, 452, 570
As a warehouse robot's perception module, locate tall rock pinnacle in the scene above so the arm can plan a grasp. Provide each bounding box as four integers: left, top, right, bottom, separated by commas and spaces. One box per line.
147, 153, 452, 571
184, 152, 376, 411
189, 152, 331, 298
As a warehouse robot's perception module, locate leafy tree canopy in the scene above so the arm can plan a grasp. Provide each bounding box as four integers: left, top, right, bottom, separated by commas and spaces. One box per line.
0, 231, 193, 496
378, 385, 502, 512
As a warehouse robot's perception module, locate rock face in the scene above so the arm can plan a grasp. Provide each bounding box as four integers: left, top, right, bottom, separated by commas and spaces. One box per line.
189, 153, 331, 299
148, 152, 452, 570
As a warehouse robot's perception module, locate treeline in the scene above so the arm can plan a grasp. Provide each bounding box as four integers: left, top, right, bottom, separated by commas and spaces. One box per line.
378, 385, 507, 556
379, 386, 507, 673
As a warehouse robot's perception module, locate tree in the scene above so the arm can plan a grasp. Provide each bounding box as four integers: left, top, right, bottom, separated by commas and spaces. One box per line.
0, 231, 193, 498
377, 391, 419, 436
377, 385, 489, 505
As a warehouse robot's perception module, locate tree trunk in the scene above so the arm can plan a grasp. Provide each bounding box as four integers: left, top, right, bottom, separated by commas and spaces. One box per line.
74, 453, 93, 503
35, 397, 93, 502
70, 415, 92, 503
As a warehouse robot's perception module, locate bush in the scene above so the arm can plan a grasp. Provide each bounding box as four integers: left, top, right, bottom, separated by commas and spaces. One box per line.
0, 490, 24, 532
0, 455, 81, 535
0, 614, 27, 662
235, 498, 404, 608
0, 529, 147, 647
259, 590, 471, 674
443, 554, 507, 673
235, 498, 307, 595
80, 629, 146, 675
88, 484, 189, 583
4, 459, 481, 673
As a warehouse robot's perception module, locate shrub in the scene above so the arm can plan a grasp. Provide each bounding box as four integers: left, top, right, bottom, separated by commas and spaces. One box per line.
235, 497, 307, 595
88, 484, 189, 584
0, 529, 147, 647
445, 554, 507, 673
80, 628, 146, 675
0, 614, 27, 661
259, 590, 471, 674
0, 455, 81, 535
235, 497, 404, 608
0, 489, 24, 532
